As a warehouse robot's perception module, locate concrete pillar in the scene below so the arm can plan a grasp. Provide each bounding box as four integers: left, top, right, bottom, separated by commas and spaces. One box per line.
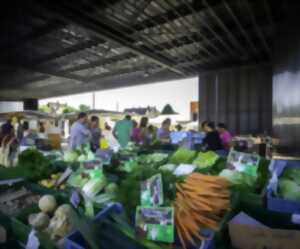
23, 99, 38, 111
272, 12, 300, 156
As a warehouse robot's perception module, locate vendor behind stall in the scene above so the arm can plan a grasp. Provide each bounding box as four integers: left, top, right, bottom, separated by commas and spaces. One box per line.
203, 122, 223, 151
69, 112, 91, 149
217, 123, 232, 150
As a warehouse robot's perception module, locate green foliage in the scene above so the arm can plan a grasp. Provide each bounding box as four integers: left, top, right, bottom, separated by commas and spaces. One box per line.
79, 104, 91, 112
115, 164, 183, 216
62, 105, 78, 113
39, 104, 50, 113
17, 149, 51, 181
161, 104, 177, 115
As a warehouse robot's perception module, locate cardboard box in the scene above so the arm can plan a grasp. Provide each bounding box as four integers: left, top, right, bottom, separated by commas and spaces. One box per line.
229, 212, 300, 249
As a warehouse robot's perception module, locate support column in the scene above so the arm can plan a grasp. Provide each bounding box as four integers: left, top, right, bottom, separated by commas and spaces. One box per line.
272, 11, 300, 156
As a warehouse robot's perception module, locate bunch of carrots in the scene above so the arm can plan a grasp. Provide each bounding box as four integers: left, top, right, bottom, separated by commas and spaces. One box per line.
175, 173, 231, 249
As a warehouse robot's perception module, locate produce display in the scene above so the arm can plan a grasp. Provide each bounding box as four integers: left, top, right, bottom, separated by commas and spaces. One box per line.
17, 149, 51, 180
192, 151, 219, 169
278, 167, 300, 202
0, 187, 40, 216
169, 148, 196, 165
27, 195, 73, 240
175, 173, 230, 249
64, 145, 95, 163
38, 173, 66, 190
0, 139, 295, 249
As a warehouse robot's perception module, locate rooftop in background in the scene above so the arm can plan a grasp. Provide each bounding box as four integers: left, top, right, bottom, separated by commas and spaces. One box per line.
0, 111, 56, 122
124, 106, 160, 116
61, 109, 124, 119
0, 0, 294, 100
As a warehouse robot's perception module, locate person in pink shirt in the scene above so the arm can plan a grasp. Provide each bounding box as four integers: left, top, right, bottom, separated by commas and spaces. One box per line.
217, 123, 232, 150
131, 120, 141, 144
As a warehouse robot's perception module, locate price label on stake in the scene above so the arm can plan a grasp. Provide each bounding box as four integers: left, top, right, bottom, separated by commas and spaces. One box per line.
26, 230, 40, 249
292, 214, 300, 225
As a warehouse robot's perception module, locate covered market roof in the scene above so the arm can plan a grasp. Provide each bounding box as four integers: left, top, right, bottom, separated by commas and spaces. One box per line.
0, 0, 292, 100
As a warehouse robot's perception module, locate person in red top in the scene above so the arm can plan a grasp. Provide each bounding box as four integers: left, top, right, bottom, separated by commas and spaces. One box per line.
217, 123, 232, 150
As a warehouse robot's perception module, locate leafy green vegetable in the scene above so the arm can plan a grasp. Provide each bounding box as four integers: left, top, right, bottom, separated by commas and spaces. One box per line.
121, 160, 139, 173
137, 153, 169, 167
278, 179, 300, 202
105, 183, 118, 195
82, 175, 107, 198
115, 165, 183, 215
219, 169, 257, 192
159, 164, 177, 172
18, 149, 51, 180
193, 151, 219, 169
281, 167, 300, 185
169, 148, 196, 165
63, 150, 79, 162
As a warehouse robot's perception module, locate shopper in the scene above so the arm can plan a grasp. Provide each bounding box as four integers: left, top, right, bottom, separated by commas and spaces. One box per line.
175, 124, 183, 132
39, 122, 46, 133
113, 115, 133, 147
20, 121, 37, 146
0, 119, 15, 145
69, 112, 91, 149
203, 121, 223, 151
147, 125, 156, 144
217, 123, 232, 150
157, 118, 171, 144
131, 120, 141, 144
90, 116, 101, 152
139, 117, 149, 145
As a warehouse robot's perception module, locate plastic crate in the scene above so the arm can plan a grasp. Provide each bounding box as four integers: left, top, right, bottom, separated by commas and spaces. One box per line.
64, 203, 123, 249
267, 159, 300, 213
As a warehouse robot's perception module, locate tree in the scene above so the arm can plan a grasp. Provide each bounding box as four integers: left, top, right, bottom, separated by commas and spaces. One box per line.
79, 104, 91, 112
39, 104, 50, 113
62, 105, 78, 114
161, 104, 177, 115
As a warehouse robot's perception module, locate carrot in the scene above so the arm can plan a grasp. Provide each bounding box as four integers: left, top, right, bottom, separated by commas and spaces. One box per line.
174, 173, 231, 248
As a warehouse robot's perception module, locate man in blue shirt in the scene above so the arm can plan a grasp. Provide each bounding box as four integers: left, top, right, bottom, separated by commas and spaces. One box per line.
69, 112, 91, 149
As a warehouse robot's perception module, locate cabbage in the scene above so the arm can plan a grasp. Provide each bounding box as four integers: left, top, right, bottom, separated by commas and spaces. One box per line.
219, 169, 256, 189
281, 168, 300, 185
193, 151, 219, 169
219, 169, 243, 185
64, 150, 79, 162
169, 148, 196, 165
278, 179, 300, 202
160, 164, 177, 171
105, 183, 118, 194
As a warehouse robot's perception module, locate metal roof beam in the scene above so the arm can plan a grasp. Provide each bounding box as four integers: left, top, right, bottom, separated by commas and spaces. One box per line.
203, 0, 246, 56
223, 0, 260, 56
242, 0, 271, 56
35, 1, 185, 76
1, 20, 65, 52
31, 39, 104, 65
60, 52, 136, 74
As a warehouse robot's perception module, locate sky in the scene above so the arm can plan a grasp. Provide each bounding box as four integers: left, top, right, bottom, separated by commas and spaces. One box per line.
39, 77, 198, 120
